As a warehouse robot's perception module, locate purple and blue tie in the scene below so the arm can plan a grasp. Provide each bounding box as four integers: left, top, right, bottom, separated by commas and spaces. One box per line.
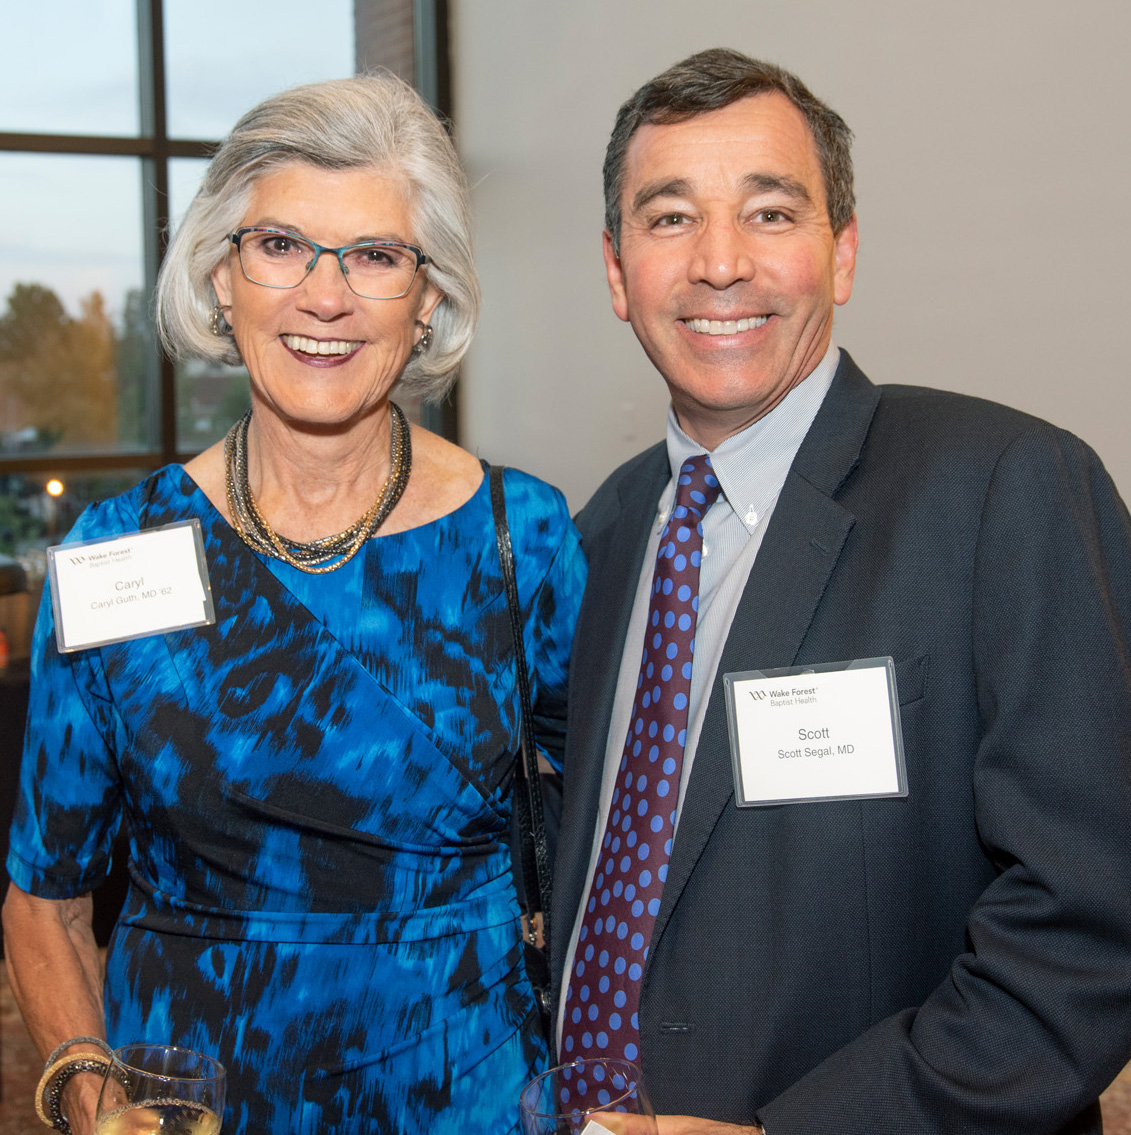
561, 454, 722, 1070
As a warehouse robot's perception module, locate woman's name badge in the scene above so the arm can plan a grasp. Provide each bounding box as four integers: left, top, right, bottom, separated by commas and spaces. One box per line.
47, 520, 216, 653
723, 657, 908, 807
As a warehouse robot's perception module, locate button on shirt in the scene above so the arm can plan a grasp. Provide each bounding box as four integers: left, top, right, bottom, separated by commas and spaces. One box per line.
558, 344, 841, 1034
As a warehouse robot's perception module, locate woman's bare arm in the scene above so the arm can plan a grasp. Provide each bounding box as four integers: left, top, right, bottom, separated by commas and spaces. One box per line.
3, 884, 106, 1134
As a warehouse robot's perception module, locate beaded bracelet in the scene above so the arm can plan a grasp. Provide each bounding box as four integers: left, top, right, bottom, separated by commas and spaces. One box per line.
43, 1036, 113, 1069
35, 1052, 111, 1134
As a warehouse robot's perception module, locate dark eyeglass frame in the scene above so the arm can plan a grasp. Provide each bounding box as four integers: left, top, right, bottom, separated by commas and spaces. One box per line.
228, 227, 430, 299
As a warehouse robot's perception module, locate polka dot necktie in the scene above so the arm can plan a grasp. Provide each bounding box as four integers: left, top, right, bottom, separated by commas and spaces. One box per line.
562, 454, 722, 1068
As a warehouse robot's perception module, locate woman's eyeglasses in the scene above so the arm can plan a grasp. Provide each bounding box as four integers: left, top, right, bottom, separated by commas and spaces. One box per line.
228, 227, 429, 300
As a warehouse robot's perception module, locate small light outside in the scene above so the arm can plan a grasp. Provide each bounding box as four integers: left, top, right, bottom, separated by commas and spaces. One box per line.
46, 479, 64, 498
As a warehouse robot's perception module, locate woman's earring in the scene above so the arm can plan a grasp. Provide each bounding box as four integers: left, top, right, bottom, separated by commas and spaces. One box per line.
412, 321, 433, 354
209, 304, 233, 338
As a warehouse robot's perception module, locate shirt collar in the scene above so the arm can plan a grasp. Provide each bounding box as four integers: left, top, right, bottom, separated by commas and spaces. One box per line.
663, 343, 840, 534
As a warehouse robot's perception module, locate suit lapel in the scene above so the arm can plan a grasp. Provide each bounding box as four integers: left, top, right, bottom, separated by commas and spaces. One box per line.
649, 354, 882, 953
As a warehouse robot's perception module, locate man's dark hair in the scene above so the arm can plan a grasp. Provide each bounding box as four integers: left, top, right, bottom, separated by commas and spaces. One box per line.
603, 48, 855, 250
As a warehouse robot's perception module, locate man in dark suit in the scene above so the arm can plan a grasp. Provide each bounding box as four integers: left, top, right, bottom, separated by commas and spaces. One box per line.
551, 48, 1131, 1135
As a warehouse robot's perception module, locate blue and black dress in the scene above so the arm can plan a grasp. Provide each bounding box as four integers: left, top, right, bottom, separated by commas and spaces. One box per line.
7, 463, 585, 1135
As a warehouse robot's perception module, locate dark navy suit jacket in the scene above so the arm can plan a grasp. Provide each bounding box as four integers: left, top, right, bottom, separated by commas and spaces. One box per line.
552, 352, 1131, 1134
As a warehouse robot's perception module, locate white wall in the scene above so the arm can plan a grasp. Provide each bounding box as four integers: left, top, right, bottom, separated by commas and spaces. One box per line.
451, 0, 1131, 511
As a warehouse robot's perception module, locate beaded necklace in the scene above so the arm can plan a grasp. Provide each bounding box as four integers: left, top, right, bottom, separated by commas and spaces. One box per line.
223, 403, 411, 573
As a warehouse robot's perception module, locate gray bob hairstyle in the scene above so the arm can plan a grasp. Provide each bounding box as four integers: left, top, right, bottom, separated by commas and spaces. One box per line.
156, 72, 480, 401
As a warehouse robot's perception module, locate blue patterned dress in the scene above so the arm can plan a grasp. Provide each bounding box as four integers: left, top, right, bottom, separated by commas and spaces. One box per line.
7, 463, 585, 1135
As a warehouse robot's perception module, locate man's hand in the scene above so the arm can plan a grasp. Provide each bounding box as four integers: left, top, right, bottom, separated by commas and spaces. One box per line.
583, 1111, 761, 1134
582, 1116, 662, 1135
655, 1118, 762, 1135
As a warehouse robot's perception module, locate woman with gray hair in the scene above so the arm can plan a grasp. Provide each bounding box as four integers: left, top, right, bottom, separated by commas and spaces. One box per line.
3, 73, 584, 1135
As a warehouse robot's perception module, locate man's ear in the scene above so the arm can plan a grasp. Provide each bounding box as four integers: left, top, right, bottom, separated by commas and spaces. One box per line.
833, 213, 859, 307
603, 230, 631, 324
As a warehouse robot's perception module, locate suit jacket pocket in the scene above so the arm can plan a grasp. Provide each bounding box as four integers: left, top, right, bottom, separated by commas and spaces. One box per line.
893, 652, 928, 705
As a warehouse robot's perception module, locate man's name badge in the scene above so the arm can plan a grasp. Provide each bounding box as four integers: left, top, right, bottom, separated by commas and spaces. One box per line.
723, 657, 908, 806
47, 520, 216, 653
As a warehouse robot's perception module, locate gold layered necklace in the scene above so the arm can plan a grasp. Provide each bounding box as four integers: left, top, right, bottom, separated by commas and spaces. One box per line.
223, 404, 412, 573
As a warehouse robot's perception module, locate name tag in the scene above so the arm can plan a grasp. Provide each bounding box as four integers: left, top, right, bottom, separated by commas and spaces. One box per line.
47, 521, 216, 652
723, 657, 907, 806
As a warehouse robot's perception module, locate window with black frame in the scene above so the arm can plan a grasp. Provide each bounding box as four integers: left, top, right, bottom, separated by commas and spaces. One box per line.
0, 0, 357, 651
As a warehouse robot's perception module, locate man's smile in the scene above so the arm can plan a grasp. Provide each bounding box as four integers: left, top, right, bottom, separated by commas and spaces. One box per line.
682, 316, 770, 335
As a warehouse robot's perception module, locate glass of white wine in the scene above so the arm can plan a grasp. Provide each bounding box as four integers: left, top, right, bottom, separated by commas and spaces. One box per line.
94, 1044, 226, 1135
519, 1057, 657, 1135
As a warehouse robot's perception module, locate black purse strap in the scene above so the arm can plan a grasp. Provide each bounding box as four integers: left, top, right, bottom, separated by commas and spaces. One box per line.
488, 463, 552, 952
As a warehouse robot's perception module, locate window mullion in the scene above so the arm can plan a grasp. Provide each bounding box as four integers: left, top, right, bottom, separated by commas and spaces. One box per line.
137, 0, 176, 465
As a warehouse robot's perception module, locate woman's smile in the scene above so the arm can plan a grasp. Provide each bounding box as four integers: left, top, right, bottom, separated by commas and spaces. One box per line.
280, 334, 365, 364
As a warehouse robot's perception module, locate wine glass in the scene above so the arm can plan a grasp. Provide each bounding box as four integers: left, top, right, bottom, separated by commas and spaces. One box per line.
94, 1044, 226, 1135
520, 1057, 657, 1134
